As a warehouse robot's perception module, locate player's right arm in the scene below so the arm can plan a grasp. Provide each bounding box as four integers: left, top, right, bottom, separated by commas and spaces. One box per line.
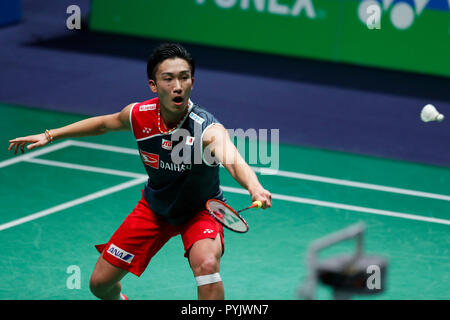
8, 103, 135, 155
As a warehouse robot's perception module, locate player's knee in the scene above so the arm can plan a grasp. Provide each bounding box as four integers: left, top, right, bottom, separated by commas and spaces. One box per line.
89, 274, 110, 296
89, 276, 101, 295
193, 255, 220, 276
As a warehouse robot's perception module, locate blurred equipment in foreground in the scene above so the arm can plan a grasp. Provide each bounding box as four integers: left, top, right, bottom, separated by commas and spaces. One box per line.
298, 222, 388, 300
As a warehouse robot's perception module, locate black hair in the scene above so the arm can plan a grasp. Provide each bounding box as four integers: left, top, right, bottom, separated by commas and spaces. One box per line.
146, 43, 195, 81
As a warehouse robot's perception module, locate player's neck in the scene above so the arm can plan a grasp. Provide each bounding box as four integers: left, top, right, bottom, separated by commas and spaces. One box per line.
159, 104, 188, 130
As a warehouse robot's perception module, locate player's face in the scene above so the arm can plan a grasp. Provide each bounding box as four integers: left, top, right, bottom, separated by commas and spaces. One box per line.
149, 57, 194, 114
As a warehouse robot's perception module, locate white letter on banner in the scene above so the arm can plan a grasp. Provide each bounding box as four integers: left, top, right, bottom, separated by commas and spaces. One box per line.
216, 0, 237, 9
240, 0, 265, 12
291, 0, 316, 18
268, 0, 289, 15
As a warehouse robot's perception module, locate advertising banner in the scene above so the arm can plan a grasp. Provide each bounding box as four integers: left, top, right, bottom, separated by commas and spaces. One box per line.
90, 0, 450, 78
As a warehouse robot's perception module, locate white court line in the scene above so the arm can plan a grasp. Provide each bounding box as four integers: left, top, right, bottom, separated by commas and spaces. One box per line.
1, 140, 449, 229
25, 158, 146, 179
0, 140, 72, 168
252, 167, 450, 202
0, 177, 148, 232
2, 178, 447, 231
220, 186, 450, 226
68, 140, 139, 155
3, 140, 449, 203
65, 140, 450, 202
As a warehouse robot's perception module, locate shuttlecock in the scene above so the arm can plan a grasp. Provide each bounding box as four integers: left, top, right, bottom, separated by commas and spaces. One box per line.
421, 104, 444, 122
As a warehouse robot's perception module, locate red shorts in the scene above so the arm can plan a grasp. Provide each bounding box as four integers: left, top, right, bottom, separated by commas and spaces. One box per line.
95, 193, 224, 277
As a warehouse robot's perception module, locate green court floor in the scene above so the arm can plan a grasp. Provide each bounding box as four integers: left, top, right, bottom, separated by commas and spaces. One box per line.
1, 103, 449, 300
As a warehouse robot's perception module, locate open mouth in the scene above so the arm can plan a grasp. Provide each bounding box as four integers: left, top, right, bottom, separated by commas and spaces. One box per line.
173, 96, 183, 104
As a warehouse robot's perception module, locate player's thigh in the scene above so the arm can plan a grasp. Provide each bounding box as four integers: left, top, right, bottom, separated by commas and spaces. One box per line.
90, 254, 128, 288
181, 210, 224, 271
188, 234, 223, 275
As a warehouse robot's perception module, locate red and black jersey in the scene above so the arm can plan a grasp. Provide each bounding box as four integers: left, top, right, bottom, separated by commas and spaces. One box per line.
130, 97, 224, 225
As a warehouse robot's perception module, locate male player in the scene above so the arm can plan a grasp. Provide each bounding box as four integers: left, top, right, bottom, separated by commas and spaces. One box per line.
8, 43, 272, 300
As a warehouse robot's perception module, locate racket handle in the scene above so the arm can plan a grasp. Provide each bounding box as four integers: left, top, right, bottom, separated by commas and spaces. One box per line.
252, 201, 263, 209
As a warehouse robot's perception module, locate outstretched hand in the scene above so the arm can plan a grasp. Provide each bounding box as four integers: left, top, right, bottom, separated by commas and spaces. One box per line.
8, 133, 49, 155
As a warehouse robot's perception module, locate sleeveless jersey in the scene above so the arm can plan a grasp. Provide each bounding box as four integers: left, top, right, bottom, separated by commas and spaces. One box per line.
130, 97, 224, 225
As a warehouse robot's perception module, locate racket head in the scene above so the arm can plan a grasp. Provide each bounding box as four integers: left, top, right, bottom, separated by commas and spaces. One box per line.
206, 199, 249, 233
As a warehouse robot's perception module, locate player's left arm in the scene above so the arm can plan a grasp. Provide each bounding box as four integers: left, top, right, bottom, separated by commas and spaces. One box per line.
202, 124, 272, 209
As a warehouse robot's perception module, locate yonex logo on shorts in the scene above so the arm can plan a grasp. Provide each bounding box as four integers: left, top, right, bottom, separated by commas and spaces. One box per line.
107, 244, 134, 264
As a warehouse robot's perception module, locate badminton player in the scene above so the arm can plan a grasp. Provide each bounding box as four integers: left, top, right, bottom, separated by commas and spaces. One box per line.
8, 43, 272, 300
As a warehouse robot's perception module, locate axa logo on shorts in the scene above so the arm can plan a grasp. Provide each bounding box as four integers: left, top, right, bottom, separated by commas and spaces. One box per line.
107, 244, 134, 264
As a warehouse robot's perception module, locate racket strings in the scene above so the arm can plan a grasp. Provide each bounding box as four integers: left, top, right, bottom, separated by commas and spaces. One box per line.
207, 200, 248, 233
